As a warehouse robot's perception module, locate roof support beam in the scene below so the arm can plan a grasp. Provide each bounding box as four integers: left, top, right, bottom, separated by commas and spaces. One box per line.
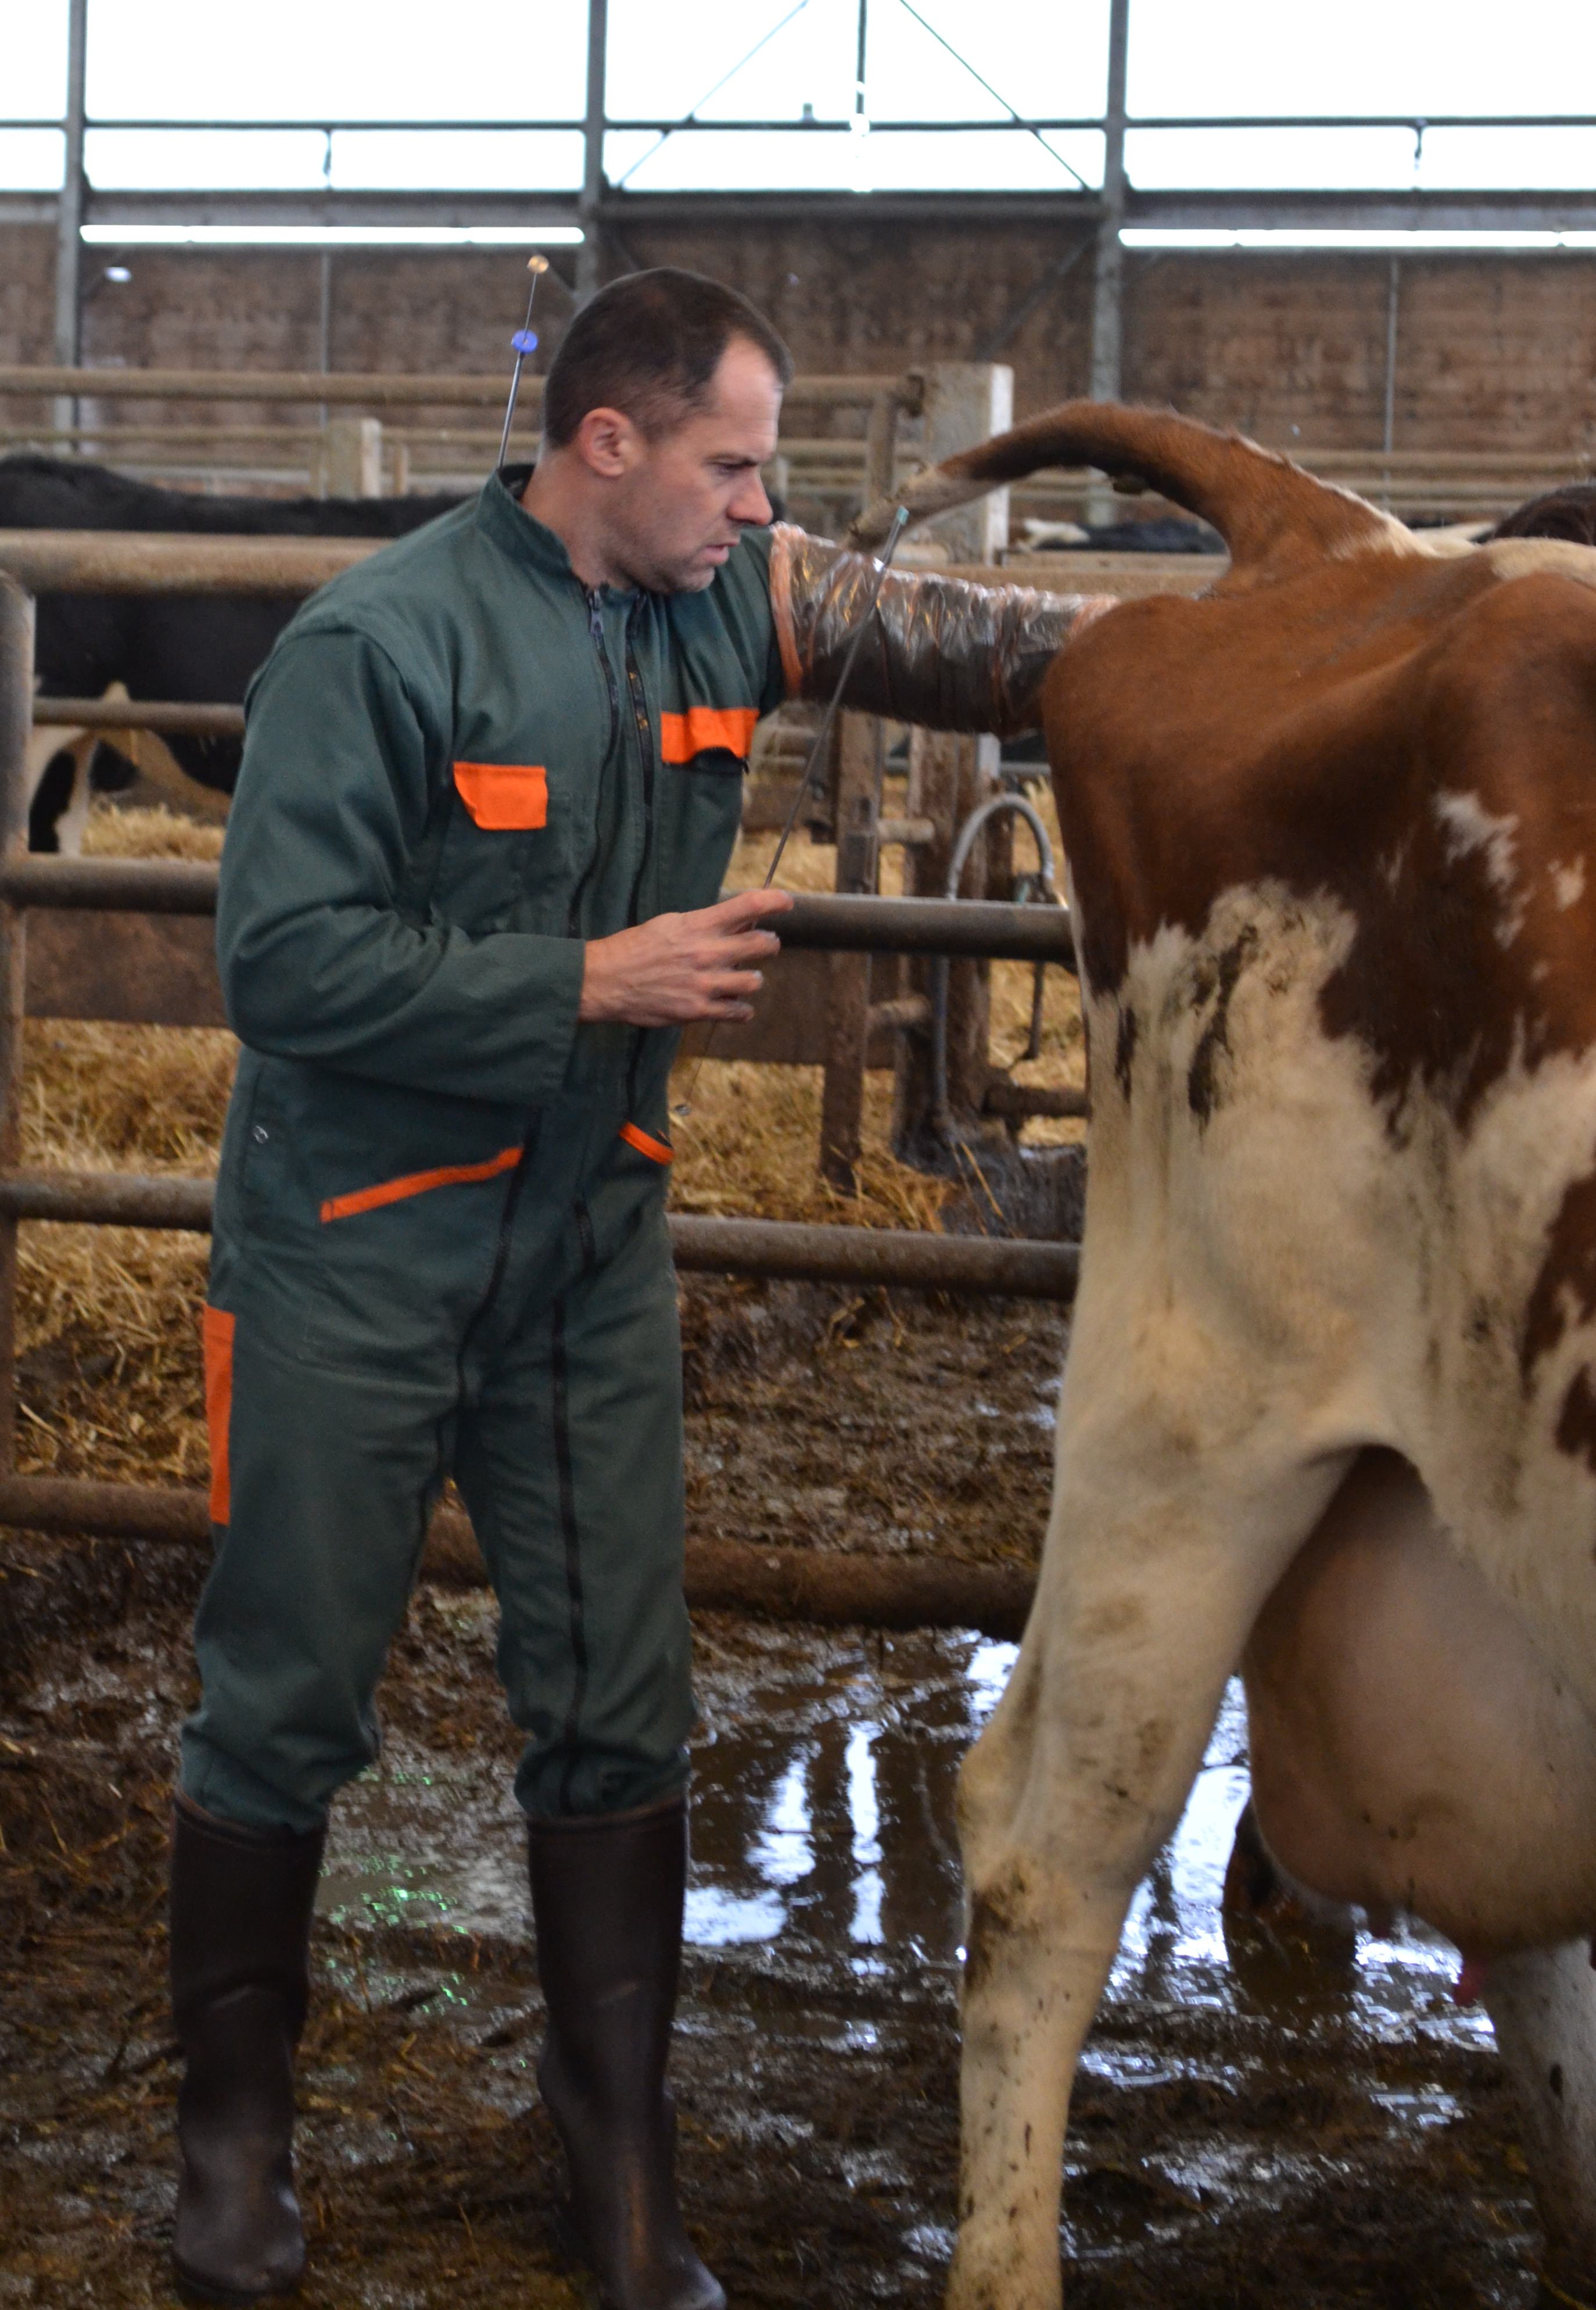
1089, 0, 1131, 407
578, 0, 609, 302
51, 0, 88, 440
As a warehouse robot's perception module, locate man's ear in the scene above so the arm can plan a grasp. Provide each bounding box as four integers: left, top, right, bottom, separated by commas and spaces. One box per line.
573, 405, 642, 481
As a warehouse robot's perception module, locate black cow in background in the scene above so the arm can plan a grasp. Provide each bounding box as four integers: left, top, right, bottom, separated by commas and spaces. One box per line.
5, 454, 465, 845
1484, 480, 1596, 546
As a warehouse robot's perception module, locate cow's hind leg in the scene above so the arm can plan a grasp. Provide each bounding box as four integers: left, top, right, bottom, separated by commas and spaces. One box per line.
948, 1423, 1341, 2310
1482, 1945, 1596, 2307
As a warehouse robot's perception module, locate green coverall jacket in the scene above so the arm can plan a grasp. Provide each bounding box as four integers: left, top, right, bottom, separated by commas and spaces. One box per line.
217, 465, 784, 1206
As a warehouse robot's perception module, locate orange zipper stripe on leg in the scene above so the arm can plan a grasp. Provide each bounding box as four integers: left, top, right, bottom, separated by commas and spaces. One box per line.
618, 1121, 673, 1165
320, 1144, 523, 1223
201, 1305, 235, 1526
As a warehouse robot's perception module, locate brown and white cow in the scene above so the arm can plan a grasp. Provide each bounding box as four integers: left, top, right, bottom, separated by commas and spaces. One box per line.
853, 407, 1596, 2308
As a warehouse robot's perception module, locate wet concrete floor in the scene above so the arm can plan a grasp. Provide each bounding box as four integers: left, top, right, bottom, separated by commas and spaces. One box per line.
309, 1604, 1540, 2308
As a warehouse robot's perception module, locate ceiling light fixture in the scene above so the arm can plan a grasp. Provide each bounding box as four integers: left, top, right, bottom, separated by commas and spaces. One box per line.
81, 222, 583, 248
1122, 226, 1596, 251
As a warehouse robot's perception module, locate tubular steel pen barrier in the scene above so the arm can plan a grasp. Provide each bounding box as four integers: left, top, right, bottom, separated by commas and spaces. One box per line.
0, 553, 1078, 1608
0, 365, 921, 412
0, 366, 917, 538
0, 855, 1077, 964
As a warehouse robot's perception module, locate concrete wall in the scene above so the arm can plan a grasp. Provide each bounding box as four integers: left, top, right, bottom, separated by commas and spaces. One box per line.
5, 218, 1596, 454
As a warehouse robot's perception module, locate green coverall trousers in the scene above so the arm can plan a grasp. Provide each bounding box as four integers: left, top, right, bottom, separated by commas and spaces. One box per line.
181, 1103, 694, 1837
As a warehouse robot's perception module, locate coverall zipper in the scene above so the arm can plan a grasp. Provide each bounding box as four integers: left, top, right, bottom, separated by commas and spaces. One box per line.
622, 602, 656, 929
565, 589, 621, 938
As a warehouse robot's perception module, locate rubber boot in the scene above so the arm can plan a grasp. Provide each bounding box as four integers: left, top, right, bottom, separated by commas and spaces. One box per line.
528, 1794, 725, 2310
169, 1794, 325, 2304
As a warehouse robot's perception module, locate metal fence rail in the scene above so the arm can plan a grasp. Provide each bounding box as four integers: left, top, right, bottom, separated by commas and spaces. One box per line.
0, 1167, 1078, 1297
0, 854, 1076, 963
0, 529, 375, 594
0, 1471, 1036, 1639
0, 365, 917, 411
0, 529, 1217, 604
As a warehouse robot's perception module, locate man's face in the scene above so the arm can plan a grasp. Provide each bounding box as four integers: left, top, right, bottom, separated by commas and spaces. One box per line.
602, 336, 783, 593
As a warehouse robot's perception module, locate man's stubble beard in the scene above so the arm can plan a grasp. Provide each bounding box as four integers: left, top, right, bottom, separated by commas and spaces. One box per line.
616, 548, 719, 597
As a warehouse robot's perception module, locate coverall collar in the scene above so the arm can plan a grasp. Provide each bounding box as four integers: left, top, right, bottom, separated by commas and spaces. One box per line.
482, 465, 638, 607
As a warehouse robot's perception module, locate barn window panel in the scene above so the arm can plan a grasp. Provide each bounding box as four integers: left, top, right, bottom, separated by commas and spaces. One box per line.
1126, 0, 1596, 119
0, 130, 66, 192
84, 0, 589, 125
1124, 123, 1596, 193
1125, 127, 1429, 193
604, 0, 857, 124
603, 0, 1109, 165
329, 130, 585, 193
1412, 127, 1596, 191
863, 129, 1104, 193
85, 129, 332, 192
861, 0, 1110, 124
604, 125, 1104, 196
604, 128, 858, 195
7, 0, 69, 119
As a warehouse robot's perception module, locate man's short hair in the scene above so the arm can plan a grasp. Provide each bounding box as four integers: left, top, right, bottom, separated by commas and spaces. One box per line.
541, 267, 794, 450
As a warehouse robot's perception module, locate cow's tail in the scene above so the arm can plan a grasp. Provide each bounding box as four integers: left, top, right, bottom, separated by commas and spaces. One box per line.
848, 399, 1408, 574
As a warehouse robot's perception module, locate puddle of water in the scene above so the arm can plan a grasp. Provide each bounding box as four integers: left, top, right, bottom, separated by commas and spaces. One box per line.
302, 1619, 1532, 2294
320, 1621, 1481, 2059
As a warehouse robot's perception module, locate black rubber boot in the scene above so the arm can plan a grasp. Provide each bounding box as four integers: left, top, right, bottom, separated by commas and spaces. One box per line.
528, 1794, 725, 2310
169, 1794, 325, 2305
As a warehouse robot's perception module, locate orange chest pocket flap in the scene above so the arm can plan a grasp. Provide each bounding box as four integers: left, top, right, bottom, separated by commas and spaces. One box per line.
659, 706, 759, 767
453, 761, 548, 830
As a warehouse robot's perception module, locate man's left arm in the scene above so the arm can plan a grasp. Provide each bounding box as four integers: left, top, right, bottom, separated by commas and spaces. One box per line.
761, 522, 1109, 737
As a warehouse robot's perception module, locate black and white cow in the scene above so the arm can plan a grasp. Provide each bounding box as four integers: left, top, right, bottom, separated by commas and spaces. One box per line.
4, 455, 464, 847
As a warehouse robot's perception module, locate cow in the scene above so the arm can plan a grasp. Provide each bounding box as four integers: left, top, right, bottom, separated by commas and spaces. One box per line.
1018, 511, 1225, 554
850, 406, 1596, 2309
1, 455, 463, 845
1489, 480, 1596, 548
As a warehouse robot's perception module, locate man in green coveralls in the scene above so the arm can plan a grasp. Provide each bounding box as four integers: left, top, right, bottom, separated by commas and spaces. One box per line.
170, 267, 1084, 2309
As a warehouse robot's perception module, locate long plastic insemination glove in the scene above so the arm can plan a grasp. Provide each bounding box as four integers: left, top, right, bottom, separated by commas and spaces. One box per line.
767, 522, 1112, 738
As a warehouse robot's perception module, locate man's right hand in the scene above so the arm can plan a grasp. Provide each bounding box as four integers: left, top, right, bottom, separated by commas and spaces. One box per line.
578, 887, 795, 1027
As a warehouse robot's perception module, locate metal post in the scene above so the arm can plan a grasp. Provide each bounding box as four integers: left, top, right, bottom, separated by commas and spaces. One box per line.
920, 363, 1014, 561
577, 0, 609, 302
820, 712, 882, 1189
52, 0, 89, 445
322, 415, 383, 497
892, 729, 998, 1160
0, 579, 35, 1472
317, 248, 333, 434
864, 389, 898, 512
1381, 255, 1401, 508
852, 0, 870, 193
1086, 0, 1130, 519
1089, 0, 1131, 402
